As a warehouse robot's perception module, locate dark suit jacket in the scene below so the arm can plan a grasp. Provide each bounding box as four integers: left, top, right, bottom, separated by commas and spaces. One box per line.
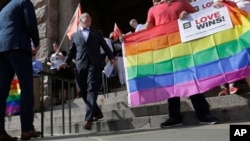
65, 29, 115, 70
0, 0, 39, 53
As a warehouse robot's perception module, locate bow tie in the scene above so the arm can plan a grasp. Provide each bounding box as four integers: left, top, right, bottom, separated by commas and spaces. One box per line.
83, 28, 89, 31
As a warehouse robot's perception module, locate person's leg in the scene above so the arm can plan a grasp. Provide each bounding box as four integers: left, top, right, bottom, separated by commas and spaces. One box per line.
190, 94, 210, 117
0, 53, 15, 135
76, 67, 91, 129
160, 97, 182, 128
190, 94, 219, 124
8, 50, 41, 140
9, 50, 35, 132
168, 97, 182, 119
76, 68, 88, 103
85, 65, 102, 121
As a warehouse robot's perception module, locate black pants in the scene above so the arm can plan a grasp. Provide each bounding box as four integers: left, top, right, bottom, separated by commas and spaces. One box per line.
76, 65, 103, 121
0, 50, 35, 133
168, 94, 210, 119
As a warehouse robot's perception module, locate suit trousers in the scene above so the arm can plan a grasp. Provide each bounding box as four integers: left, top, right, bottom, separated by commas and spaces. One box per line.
76, 65, 103, 121
0, 50, 35, 134
168, 94, 210, 119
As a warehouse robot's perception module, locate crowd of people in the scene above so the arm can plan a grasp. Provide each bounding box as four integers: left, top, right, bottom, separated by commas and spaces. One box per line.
1, 0, 250, 140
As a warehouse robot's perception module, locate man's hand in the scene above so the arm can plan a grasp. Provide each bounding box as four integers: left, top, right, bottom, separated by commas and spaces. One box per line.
32, 45, 40, 54
58, 63, 67, 70
110, 59, 116, 66
213, 0, 224, 8
179, 11, 189, 20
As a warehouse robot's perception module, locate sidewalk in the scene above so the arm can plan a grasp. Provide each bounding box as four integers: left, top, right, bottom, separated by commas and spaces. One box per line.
31, 121, 250, 141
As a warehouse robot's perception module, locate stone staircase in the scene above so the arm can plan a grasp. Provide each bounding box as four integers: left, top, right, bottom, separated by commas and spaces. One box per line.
5, 84, 250, 137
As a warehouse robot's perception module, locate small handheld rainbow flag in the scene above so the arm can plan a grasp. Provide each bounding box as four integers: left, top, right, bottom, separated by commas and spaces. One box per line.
124, 5, 250, 106
6, 78, 20, 115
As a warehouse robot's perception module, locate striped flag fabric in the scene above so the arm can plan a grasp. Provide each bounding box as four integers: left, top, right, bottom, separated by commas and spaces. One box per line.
6, 78, 20, 115
124, 5, 250, 106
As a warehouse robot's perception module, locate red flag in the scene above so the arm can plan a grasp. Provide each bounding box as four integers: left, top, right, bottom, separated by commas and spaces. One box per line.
66, 4, 82, 40
113, 23, 122, 40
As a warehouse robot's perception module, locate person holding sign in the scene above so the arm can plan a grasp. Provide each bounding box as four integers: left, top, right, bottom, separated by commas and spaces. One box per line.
145, 0, 219, 128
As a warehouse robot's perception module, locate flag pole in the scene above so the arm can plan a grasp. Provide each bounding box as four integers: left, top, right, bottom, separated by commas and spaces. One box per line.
58, 3, 81, 49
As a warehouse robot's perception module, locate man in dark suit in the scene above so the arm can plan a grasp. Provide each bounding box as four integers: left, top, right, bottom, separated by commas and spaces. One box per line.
59, 12, 116, 130
0, 0, 41, 141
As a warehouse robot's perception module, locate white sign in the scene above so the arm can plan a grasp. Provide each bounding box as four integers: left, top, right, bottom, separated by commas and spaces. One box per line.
178, 7, 233, 42
103, 61, 114, 78
190, 0, 214, 11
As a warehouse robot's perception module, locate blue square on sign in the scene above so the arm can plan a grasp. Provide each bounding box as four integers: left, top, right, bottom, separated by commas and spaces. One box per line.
230, 125, 250, 141
183, 22, 191, 29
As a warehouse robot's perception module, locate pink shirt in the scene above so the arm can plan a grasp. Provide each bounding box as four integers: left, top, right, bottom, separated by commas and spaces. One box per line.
146, 0, 196, 26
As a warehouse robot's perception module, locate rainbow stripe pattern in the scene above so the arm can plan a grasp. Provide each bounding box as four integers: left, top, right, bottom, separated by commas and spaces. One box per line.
124, 6, 250, 106
6, 78, 20, 115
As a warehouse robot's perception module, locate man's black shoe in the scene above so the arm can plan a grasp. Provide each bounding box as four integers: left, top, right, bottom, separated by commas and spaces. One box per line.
160, 118, 183, 128
199, 115, 219, 125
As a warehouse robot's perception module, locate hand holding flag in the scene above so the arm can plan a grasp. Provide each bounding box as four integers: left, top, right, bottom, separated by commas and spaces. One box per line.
112, 23, 122, 40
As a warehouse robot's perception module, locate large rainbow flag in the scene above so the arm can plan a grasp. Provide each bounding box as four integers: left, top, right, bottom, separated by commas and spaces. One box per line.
6, 78, 20, 115
124, 5, 250, 106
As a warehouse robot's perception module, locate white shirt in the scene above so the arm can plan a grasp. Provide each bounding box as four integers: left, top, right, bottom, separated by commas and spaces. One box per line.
80, 27, 90, 41
135, 24, 145, 32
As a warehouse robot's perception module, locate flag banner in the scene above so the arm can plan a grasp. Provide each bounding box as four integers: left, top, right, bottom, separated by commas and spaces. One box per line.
6, 78, 20, 115
113, 23, 122, 40
66, 4, 82, 40
124, 6, 250, 107
179, 7, 233, 42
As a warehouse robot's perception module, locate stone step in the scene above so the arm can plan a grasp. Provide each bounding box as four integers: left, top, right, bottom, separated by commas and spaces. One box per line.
5, 93, 250, 128
6, 103, 250, 137
5, 82, 250, 137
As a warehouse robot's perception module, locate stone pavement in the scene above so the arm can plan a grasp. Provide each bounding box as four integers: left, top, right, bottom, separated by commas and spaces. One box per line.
27, 121, 250, 141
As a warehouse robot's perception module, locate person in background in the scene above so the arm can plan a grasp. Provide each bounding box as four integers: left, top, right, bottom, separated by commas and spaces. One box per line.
46, 42, 68, 105
145, 0, 219, 128
129, 18, 145, 32
58, 12, 116, 130
32, 50, 43, 112
0, 0, 41, 140
110, 32, 126, 87
153, 0, 161, 6
99, 31, 114, 93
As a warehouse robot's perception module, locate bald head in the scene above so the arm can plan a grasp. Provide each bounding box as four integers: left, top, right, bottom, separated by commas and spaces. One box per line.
129, 19, 138, 29
79, 12, 92, 28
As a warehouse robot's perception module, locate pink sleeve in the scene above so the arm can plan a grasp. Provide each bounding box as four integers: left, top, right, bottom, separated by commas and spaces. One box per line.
146, 7, 155, 26
182, 0, 196, 13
